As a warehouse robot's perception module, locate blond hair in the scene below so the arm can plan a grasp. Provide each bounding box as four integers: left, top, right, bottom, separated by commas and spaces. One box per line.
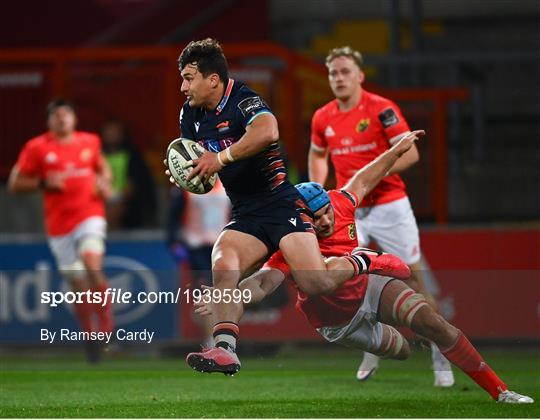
325, 46, 363, 69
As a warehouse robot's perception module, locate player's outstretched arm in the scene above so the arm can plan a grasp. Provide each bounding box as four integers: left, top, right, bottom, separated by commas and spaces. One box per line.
194, 269, 286, 316
386, 132, 420, 176
342, 130, 425, 202
238, 268, 286, 307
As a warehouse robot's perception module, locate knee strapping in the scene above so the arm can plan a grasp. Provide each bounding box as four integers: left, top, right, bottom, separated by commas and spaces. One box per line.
392, 289, 429, 327
380, 325, 405, 359
59, 260, 86, 281
79, 236, 104, 256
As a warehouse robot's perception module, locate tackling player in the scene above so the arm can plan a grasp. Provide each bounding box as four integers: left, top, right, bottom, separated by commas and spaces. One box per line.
196, 132, 533, 404
167, 38, 408, 375
309, 46, 453, 386
8, 99, 114, 363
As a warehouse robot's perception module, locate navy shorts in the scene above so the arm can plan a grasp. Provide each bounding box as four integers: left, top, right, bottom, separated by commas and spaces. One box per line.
225, 195, 314, 254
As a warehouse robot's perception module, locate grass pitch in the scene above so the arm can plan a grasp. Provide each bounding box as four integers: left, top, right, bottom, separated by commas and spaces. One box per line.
1, 346, 538, 418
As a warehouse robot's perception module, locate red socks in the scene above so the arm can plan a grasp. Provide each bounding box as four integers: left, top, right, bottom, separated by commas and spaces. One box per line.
91, 282, 114, 333
73, 301, 94, 333
442, 332, 507, 399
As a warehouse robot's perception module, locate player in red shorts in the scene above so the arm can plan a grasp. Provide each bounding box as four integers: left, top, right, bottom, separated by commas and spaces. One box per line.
8, 99, 114, 362
309, 46, 453, 386
196, 131, 532, 403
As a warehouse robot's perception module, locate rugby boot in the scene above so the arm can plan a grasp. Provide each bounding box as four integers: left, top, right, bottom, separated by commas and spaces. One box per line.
356, 352, 379, 381
186, 346, 241, 375
497, 390, 534, 404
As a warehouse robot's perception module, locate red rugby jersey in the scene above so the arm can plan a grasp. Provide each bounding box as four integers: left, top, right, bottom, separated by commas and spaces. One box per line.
311, 89, 410, 206
16, 131, 105, 236
264, 189, 368, 328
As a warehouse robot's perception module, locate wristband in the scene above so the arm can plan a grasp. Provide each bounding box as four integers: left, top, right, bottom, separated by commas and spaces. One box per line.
225, 147, 235, 163
216, 151, 226, 167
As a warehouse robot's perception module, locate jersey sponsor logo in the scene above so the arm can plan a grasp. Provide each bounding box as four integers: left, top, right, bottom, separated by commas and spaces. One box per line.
378, 108, 399, 128
216, 120, 230, 133
199, 138, 234, 153
330, 141, 377, 156
45, 152, 58, 164
238, 96, 266, 117
325, 125, 335, 137
341, 137, 353, 146
194, 122, 200, 132
80, 148, 92, 162
348, 223, 356, 240
356, 118, 370, 132
288, 217, 297, 226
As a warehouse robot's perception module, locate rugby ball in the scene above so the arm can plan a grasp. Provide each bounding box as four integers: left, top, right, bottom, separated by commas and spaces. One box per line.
166, 138, 216, 194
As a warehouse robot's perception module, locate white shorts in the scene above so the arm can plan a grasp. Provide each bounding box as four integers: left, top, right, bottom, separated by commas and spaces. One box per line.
355, 196, 421, 265
316, 274, 393, 353
48, 216, 107, 269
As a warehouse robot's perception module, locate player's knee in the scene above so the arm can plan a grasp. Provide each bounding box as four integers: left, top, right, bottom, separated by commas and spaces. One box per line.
212, 255, 241, 286
392, 289, 430, 328
59, 260, 86, 282
212, 255, 237, 273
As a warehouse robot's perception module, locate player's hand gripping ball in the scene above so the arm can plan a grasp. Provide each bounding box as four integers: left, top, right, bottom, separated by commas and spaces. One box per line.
166, 138, 216, 194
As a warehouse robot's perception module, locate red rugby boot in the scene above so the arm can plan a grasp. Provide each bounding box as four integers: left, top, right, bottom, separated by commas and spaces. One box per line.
186, 346, 241, 375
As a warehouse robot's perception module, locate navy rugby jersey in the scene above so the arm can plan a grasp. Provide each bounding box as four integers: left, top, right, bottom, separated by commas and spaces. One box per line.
179, 79, 296, 213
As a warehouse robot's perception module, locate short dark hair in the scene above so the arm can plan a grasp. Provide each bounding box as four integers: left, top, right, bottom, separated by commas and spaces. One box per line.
325, 46, 363, 69
46, 98, 75, 117
178, 38, 229, 83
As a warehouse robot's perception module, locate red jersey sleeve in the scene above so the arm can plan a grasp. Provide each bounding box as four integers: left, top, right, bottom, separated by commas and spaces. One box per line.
310, 108, 327, 151
376, 99, 410, 143
340, 189, 360, 209
262, 251, 291, 276
16, 140, 43, 178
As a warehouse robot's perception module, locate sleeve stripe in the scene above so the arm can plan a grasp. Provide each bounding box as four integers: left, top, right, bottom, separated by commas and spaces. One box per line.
310, 142, 327, 152
340, 189, 359, 208
246, 110, 272, 125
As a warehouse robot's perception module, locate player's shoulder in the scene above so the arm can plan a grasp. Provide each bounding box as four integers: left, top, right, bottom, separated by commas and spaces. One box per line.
234, 81, 272, 118
25, 132, 49, 147
75, 131, 101, 146
313, 99, 338, 121
234, 80, 258, 99
329, 189, 359, 208
364, 89, 397, 108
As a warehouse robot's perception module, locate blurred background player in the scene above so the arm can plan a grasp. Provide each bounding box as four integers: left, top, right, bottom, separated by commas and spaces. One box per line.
166, 178, 231, 346
8, 99, 114, 363
308, 46, 454, 386
100, 118, 157, 230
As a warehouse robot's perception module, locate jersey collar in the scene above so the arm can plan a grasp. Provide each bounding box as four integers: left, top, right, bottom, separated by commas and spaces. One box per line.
215, 78, 234, 115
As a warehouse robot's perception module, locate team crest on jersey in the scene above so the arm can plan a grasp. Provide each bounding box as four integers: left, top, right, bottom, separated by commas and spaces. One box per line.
325, 126, 335, 137
80, 148, 92, 162
348, 223, 356, 240
356, 118, 370, 132
216, 120, 230, 133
